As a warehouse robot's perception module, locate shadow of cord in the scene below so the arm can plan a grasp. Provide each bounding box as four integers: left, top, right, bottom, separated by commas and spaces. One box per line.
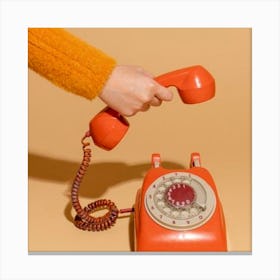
29, 152, 184, 250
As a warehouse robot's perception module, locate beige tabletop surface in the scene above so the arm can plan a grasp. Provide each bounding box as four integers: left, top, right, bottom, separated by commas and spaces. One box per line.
28, 28, 251, 252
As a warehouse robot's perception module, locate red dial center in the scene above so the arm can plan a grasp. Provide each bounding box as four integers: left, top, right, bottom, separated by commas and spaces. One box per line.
165, 183, 195, 207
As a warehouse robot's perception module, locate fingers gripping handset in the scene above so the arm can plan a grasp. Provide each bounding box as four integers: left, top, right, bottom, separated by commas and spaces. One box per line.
89, 65, 215, 150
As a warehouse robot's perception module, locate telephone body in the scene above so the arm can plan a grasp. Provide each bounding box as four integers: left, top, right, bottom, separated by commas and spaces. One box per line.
134, 153, 227, 251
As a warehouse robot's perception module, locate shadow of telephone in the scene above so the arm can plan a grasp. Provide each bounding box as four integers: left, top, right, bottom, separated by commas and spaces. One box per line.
71, 65, 227, 252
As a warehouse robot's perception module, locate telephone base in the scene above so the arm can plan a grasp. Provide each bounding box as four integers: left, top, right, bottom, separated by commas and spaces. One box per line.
134, 153, 227, 252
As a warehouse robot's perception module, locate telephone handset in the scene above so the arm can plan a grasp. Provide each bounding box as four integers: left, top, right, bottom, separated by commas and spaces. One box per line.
89, 65, 215, 151
71, 65, 227, 251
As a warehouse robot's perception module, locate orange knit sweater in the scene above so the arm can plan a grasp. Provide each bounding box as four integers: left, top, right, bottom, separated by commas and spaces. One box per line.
28, 28, 116, 100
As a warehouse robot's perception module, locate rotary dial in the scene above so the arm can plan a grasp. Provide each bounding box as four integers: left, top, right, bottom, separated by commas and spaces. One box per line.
145, 172, 216, 230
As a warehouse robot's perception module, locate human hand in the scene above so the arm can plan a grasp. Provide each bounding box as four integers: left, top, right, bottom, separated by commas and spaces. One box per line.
98, 65, 173, 116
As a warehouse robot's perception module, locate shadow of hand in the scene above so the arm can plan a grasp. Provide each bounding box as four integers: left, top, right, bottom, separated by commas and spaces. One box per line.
28, 153, 184, 198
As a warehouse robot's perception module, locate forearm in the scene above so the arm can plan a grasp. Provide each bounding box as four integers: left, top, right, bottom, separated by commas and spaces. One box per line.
28, 28, 116, 99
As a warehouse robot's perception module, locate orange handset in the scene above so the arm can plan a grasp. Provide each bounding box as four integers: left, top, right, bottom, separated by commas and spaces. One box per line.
71, 65, 227, 251
89, 65, 215, 150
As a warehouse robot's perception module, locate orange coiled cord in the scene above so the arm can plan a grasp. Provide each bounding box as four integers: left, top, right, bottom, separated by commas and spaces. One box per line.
71, 131, 120, 231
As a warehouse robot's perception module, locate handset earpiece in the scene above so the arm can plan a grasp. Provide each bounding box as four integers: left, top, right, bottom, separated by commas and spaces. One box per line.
89, 65, 215, 150
154, 65, 215, 104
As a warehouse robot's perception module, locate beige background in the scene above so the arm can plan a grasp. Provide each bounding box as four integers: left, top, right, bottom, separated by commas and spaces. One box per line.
28, 28, 251, 252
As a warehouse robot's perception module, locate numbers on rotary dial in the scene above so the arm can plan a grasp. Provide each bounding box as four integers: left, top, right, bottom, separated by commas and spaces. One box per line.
145, 172, 216, 230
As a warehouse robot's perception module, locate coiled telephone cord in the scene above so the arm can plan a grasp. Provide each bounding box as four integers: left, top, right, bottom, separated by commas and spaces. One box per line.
71, 131, 133, 231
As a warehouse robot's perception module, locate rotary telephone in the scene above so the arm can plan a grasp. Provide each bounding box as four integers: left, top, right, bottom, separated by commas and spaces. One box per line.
71, 65, 227, 252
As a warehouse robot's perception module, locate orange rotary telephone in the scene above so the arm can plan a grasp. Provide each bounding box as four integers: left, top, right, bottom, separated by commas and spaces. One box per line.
71, 65, 227, 251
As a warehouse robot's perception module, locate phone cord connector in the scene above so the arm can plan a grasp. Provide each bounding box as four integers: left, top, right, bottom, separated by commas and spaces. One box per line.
71, 131, 121, 231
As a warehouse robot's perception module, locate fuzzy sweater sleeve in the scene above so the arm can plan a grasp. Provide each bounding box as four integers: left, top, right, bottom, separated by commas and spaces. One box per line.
28, 28, 116, 100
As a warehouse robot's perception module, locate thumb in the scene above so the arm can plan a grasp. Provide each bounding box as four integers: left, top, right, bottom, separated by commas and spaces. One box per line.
154, 84, 173, 101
